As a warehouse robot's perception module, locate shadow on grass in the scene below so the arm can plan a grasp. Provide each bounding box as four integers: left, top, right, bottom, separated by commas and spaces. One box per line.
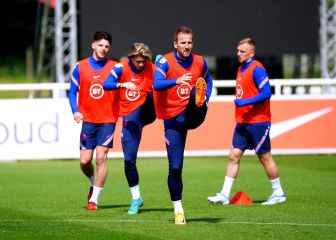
97, 204, 129, 209
141, 208, 172, 213
187, 217, 224, 223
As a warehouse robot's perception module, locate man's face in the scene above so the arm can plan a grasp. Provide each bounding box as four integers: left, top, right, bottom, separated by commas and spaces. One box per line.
236, 43, 254, 63
174, 32, 193, 59
130, 55, 146, 71
91, 39, 111, 60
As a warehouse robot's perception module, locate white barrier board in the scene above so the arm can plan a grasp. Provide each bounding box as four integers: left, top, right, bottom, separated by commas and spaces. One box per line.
0, 99, 80, 160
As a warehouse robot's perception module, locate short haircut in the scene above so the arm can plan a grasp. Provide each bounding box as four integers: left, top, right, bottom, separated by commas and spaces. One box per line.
238, 37, 256, 51
174, 26, 193, 42
92, 31, 112, 45
127, 42, 152, 60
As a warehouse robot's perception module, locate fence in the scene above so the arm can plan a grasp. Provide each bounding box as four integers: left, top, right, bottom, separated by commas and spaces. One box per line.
1, 79, 336, 99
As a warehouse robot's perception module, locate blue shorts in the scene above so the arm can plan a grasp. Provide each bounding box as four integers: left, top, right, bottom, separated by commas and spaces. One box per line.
80, 122, 116, 150
123, 94, 156, 127
163, 88, 208, 131
232, 122, 271, 154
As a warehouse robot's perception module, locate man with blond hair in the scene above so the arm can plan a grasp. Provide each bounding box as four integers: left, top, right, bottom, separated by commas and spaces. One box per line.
103, 42, 156, 215
208, 37, 286, 206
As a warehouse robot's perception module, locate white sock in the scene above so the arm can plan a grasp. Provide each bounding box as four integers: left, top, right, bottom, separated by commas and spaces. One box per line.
220, 176, 235, 198
130, 185, 141, 200
270, 177, 284, 196
89, 176, 95, 186
172, 200, 184, 214
89, 186, 103, 204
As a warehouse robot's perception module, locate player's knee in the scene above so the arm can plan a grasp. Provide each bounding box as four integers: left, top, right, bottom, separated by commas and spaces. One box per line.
169, 167, 182, 179
258, 152, 272, 164
95, 154, 107, 166
80, 160, 91, 168
228, 151, 241, 164
124, 160, 136, 171
80, 157, 92, 166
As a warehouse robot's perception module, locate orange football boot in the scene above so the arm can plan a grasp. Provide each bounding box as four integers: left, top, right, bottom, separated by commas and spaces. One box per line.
87, 202, 97, 211
195, 77, 207, 107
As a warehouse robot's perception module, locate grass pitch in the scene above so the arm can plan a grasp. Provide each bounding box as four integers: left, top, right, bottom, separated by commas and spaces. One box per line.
0, 155, 335, 240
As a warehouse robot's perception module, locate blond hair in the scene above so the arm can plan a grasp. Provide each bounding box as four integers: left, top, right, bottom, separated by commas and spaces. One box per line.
238, 37, 256, 51
128, 42, 152, 60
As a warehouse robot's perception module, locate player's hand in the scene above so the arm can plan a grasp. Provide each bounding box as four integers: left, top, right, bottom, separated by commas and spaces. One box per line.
176, 73, 192, 85
119, 82, 137, 90
73, 112, 84, 123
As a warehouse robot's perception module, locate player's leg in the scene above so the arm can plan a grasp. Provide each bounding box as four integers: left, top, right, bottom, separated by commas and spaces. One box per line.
208, 124, 246, 204
79, 122, 97, 203
258, 152, 286, 205
250, 123, 286, 205
88, 123, 115, 210
164, 116, 187, 224
258, 151, 286, 203
80, 150, 94, 180
80, 149, 94, 201
122, 122, 142, 191
94, 146, 110, 187
140, 93, 156, 126
185, 88, 208, 130
122, 114, 144, 214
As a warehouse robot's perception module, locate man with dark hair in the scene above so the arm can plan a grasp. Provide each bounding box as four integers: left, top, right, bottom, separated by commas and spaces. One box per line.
68, 31, 119, 211
208, 37, 286, 206
153, 26, 213, 224
103, 42, 156, 215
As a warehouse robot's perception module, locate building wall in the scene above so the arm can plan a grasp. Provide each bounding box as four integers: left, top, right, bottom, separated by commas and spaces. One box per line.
79, 0, 318, 59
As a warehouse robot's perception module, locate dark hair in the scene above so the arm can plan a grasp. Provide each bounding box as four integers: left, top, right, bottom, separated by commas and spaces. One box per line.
174, 26, 193, 42
92, 31, 112, 44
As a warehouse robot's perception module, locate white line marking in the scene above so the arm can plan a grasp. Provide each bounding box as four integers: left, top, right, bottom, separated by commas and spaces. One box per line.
0, 219, 335, 227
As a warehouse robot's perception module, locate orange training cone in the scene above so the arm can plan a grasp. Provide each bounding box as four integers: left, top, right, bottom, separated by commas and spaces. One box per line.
229, 191, 253, 205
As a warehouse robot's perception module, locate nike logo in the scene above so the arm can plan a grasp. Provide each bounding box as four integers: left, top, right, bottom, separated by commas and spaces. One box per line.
270, 107, 333, 139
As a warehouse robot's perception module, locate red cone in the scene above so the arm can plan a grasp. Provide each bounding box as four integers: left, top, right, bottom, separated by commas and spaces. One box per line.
229, 191, 253, 205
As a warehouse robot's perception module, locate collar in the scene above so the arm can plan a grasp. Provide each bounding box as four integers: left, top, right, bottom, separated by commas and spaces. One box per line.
174, 50, 193, 68
240, 57, 254, 72
89, 56, 107, 69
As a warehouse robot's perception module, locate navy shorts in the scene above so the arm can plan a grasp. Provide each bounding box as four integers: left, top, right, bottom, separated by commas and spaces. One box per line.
123, 94, 156, 127
80, 122, 116, 150
232, 122, 271, 154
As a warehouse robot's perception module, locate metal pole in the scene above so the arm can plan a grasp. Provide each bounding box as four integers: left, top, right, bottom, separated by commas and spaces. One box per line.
320, 0, 328, 78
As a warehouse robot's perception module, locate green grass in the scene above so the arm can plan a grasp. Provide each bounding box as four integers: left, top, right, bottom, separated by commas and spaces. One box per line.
0, 57, 52, 99
0, 155, 335, 240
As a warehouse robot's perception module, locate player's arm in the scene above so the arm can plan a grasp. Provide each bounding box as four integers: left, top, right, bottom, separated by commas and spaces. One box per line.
68, 63, 83, 123
103, 63, 122, 89
153, 56, 183, 90
103, 63, 137, 90
68, 63, 79, 114
202, 59, 213, 103
234, 67, 271, 107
